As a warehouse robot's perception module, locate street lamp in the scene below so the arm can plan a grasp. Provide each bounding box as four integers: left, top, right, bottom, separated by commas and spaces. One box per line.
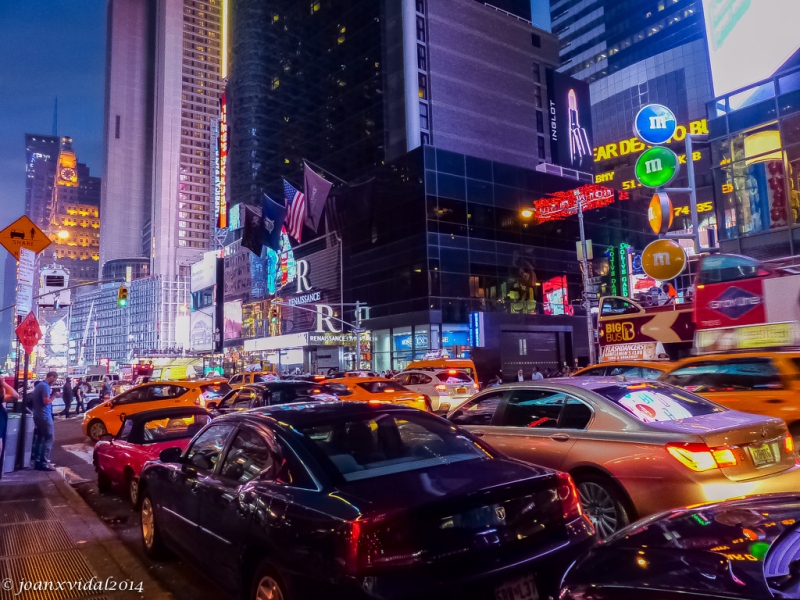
57, 230, 69, 240
520, 200, 597, 366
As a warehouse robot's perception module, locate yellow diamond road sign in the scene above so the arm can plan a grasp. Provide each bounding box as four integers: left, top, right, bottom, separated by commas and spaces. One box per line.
0, 215, 51, 260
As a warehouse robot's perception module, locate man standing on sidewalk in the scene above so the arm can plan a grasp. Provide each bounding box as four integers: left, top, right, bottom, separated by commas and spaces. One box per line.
31, 371, 58, 471
60, 377, 74, 418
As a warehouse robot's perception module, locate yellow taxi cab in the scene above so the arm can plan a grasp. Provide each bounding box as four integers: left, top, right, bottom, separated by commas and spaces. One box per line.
405, 358, 480, 386
324, 377, 432, 412
572, 361, 671, 379
82, 381, 219, 441
228, 371, 279, 389
660, 351, 800, 435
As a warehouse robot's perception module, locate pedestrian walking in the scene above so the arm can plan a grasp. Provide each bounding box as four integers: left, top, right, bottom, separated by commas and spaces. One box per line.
517, 369, 525, 382
74, 379, 85, 414
31, 371, 58, 471
531, 366, 543, 380
60, 377, 74, 418
100, 376, 113, 402
0, 377, 20, 468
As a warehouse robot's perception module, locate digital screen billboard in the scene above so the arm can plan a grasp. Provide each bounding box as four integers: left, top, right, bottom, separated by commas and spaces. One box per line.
545, 69, 593, 172
703, 0, 800, 103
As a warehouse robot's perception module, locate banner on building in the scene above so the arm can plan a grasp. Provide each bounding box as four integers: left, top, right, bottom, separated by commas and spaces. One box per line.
545, 68, 594, 172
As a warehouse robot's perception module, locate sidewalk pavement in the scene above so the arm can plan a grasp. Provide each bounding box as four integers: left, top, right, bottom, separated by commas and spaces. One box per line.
0, 467, 173, 600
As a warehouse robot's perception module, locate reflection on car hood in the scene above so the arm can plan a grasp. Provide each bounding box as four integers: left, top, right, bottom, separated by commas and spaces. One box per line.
566, 494, 800, 599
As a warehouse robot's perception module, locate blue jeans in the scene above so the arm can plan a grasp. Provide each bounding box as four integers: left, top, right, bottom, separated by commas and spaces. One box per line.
32, 416, 53, 466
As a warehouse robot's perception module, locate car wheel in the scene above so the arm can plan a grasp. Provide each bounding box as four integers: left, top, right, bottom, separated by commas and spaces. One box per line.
574, 474, 631, 540
88, 419, 107, 441
141, 493, 169, 559
128, 473, 140, 507
97, 469, 112, 493
251, 560, 289, 600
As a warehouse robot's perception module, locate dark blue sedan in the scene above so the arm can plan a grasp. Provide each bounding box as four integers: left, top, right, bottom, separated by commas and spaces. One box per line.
138, 402, 594, 600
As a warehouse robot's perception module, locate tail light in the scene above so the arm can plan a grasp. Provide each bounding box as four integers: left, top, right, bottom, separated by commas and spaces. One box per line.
435, 384, 447, 392
786, 436, 795, 454
666, 442, 738, 472
473, 383, 479, 390
556, 472, 583, 522
419, 394, 432, 412
346, 515, 421, 574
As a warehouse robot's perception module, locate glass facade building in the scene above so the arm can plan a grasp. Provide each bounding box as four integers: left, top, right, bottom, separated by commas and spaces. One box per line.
709, 66, 800, 259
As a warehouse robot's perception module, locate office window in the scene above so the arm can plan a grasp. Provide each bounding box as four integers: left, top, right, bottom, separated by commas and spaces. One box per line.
538, 136, 546, 157
418, 73, 428, 99
416, 0, 424, 14
417, 44, 427, 70
115, 115, 121, 139
416, 16, 425, 42
421, 132, 430, 145
532, 62, 541, 83
536, 111, 544, 133
534, 86, 542, 109
531, 33, 541, 47
420, 102, 429, 130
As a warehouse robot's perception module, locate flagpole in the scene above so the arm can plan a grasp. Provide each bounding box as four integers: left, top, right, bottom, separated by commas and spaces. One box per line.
302, 159, 348, 185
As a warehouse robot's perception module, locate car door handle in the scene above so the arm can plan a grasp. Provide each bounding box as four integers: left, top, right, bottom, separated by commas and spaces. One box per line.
472, 430, 485, 437
550, 433, 571, 442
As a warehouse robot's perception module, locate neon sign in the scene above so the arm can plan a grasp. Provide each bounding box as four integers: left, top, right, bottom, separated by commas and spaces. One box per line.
217, 93, 228, 229
534, 184, 615, 223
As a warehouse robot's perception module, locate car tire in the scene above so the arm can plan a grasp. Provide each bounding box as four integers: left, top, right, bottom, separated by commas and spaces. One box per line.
141, 493, 169, 560
87, 419, 107, 441
573, 473, 631, 540
127, 472, 140, 508
251, 560, 290, 600
97, 469, 112, 493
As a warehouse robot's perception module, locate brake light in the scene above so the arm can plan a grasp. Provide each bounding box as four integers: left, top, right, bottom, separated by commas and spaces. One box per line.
786, 436, 795, 454
473, 383, 479, 390
346, 515, 421, 574
448, 369, 457, 374
435, 384, 447, 391
556, 472, 583, 522
666, 442, 737, 472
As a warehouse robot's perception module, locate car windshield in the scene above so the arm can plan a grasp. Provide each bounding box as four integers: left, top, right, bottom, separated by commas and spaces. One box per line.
661, 359, 782, 392
200, 383, 232, 398
357, 381, 408, 393
435, 371, 472, 383
298, 411, 487, 481
140, 414, 211, 443
594, 383, 725, 423
253, 374, 279, 383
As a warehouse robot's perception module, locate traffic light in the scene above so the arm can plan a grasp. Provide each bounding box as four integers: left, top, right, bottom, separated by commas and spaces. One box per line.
270, 307, 278, 323
117, 285, 129, 307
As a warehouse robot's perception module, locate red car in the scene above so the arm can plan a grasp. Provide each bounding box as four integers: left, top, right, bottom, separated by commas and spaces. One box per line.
93, 406, 211, 505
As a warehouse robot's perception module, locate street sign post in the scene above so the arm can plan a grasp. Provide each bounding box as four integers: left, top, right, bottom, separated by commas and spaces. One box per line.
13, 311, 41, 471
648, 192, 674, 235
641, 239, 687, 281
0, 215, 50, 260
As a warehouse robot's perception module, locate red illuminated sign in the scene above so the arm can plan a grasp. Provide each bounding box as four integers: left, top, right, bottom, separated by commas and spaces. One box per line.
218, 93, 228, 229
533, 184, 615, 223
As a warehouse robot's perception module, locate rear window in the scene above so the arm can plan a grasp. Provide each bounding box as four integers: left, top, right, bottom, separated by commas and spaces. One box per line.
200, 383, 232, 398
299, 412, 486, 481
270, 384, 320, 405
253, 374, 279, 383
595, 383, 725, 423
358, 381, 407, 393
661, 358, 782, 392
435, 371, 472, 383
141, 414, 211, 443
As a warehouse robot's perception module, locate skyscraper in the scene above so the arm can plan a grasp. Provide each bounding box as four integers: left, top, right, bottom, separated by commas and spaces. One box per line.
550, 0, 705, 82
24, 134, 60, 232
101, 0, 223, 279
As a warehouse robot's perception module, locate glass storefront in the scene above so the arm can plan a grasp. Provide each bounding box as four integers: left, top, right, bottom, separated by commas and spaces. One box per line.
371, 323, 471, 372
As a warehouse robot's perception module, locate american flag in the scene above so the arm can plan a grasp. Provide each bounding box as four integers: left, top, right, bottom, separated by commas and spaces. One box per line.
283, 180, 306, 242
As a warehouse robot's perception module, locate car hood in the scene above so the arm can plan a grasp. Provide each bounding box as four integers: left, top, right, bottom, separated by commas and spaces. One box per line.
565, 494, 800, 598
335, 457, 556, 513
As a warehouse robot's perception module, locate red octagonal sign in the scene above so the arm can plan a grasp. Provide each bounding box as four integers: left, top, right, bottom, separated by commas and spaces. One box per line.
15, 312, 41, 355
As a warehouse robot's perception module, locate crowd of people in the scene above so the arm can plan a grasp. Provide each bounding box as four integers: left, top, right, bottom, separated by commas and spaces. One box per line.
481, 365, 576, 388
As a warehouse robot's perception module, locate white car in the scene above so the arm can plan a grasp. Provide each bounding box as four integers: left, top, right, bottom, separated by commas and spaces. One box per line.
393, 369, 477, 413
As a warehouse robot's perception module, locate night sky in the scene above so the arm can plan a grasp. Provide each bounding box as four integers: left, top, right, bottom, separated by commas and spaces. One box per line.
0, 1, 106, 283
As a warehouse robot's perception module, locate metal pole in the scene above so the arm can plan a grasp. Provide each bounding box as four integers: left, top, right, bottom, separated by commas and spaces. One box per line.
14, 351, 29, 471
576, 197, 597, 365
685, 135, 700, 253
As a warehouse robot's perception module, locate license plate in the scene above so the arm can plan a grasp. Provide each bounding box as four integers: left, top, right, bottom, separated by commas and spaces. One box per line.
750, 443, 777, 467
456, 387, 467, 395
495, 575, 538, 600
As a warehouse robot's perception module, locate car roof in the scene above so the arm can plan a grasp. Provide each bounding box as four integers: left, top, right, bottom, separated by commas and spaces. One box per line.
240, 381, 319, 389
324, 377, 391, 384
482, 377, 654, 393
671, 351, 800, 365
124, 406, 209, 423
576, 361, 671, 371
216, 400, 419, 428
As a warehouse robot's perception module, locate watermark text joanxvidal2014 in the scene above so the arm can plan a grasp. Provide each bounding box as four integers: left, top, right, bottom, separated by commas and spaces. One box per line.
2, 577, 144, 596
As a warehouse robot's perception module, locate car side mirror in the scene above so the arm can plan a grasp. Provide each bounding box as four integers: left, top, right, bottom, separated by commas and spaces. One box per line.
159, 447, 183, 464
206, 401, 218, 410
119, 412, 126, 422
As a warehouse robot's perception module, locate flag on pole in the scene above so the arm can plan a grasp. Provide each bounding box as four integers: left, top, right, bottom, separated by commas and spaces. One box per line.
284, 180, 306, 242
303, 162, 333, 233
261, 193, 287, 252
241, 205, 264, 256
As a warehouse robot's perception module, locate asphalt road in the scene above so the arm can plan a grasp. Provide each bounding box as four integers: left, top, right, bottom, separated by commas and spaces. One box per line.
50, 414, 228, 600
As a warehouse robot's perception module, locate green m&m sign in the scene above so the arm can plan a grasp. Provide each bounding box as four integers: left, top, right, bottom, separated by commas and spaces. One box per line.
635, 146, 680, 188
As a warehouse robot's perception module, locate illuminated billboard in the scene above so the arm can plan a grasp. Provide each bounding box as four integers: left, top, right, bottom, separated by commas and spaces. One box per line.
217, 92, 228, 228
545, 69, 593, 172
533, 184, 615, 223
703, 0, 800, 103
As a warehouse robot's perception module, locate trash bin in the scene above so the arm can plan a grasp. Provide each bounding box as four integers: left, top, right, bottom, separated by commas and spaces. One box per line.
2, 413, 34, 473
